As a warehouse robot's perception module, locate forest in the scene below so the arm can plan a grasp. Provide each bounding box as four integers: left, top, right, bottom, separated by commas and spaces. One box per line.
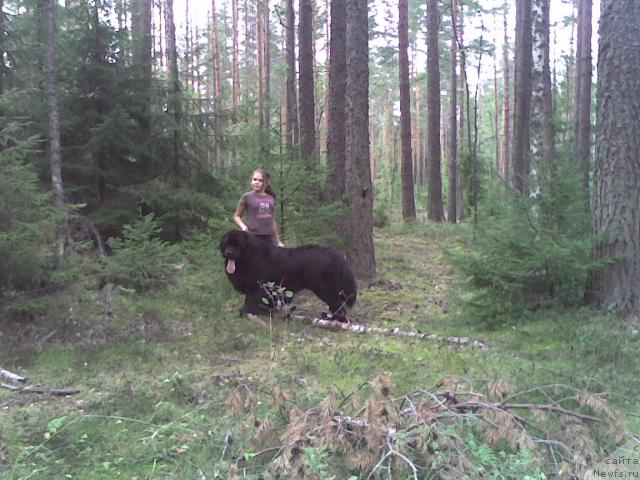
1, 0, 639, 478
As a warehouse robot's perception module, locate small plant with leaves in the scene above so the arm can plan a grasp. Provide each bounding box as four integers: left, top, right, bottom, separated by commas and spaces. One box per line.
259, 281, 295, 319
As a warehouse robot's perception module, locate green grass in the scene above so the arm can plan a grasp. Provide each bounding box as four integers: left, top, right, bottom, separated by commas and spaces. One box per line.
1, 222, 638, 479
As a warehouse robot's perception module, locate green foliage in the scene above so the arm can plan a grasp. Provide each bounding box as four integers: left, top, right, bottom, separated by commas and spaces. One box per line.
103, 213, 178, 291
373, 203, 390, 228
448, 161, 603, 321
0, 117, 60, 291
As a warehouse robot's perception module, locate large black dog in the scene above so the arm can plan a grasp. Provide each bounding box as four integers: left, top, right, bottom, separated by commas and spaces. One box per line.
220, 230, 357, 321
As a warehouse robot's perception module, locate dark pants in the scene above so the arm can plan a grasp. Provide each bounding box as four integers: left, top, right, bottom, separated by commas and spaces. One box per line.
253, 234, 277, 246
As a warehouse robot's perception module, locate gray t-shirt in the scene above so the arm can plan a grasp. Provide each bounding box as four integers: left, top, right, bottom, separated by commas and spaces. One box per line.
240, 191, 276, 235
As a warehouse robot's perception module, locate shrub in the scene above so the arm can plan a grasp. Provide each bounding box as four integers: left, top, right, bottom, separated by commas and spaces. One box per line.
447, 161, 605, 321
0, 122, 60, 292
103, 213, 178, 291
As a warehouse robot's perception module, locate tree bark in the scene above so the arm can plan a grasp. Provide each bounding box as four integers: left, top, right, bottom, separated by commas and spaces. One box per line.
43, 0, 65, 257
426, 0, 444, 221
164, 0, 182, 186
326, 0, 346, 203
345, 0, 375, 280
285, 0, 299, 150
398, 0, 415, 221
574, 0, 592, 209
530, 0, 554, 190
211, 0, 225, 166
299, 0, 316, 163
502, 4, 511, 182
448, 0, 458, 224
590, 0, 640, 315
232, 0, 240, 113
511, 0, 533, 195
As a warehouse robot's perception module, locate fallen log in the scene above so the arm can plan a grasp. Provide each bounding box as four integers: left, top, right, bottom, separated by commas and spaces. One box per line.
0, 368, 27, 383
310, 318, 486, 349
0, 383, 80, 396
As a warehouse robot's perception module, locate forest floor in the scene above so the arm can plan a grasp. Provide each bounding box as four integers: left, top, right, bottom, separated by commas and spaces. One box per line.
1, 222, 639, 479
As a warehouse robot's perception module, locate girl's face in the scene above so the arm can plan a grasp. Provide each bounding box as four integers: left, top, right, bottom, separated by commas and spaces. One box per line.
251, 172, 266, 193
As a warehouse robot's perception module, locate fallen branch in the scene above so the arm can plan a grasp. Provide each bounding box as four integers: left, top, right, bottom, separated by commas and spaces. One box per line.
310, 318, 486, 349
0, 383, 80, 396
0, 367, 27, 383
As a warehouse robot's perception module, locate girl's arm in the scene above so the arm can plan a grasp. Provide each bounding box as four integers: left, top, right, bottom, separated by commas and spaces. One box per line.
273, 219, 285, 247
233, 202, 249, 231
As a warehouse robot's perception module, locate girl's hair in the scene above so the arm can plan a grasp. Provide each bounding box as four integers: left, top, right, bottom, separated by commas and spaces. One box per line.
253, 168, 277, 199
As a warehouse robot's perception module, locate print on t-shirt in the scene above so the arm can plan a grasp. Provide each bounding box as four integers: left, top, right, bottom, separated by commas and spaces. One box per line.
258, 201, 271, 217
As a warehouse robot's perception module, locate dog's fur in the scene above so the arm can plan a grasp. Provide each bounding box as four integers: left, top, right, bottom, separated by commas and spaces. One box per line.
220, 230, 357, 320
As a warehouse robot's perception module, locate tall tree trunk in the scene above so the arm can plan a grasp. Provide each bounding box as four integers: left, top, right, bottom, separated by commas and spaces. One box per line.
502, 4, 511, 182
299, 0, 316, 163
211, 0, 224, 165
164, 0, 182, 188
285, 0, 299, 149
511, 0, 533, 195
257, 0, 264, 128
398, 0, 415, 221
263, 1, 271, 137
414, 84, 423, 187
0, 0, 5, 95
448, 0, 458, 223
426, 0, 444, 222
184, 0, 191, 90
574, 0, 592, 209
232, 0, 240, 113
591, 0, 640, 315
493, 29, 500, 177
345, 0, 375, 280
43, 0, 65, 256
244, 0, 255, 101
456, 4, 465, 220
156, 0, 164, 70
326, 0, 346, 203
530, 0, 554, 190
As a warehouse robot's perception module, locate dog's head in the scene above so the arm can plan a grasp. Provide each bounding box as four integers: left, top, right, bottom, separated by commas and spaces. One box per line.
220, 230, 251, 274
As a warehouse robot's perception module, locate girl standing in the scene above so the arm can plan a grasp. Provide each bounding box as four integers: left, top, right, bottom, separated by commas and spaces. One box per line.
233, 168, 285, 247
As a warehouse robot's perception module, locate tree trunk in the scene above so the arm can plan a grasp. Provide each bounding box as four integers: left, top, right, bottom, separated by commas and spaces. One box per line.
299, 0, 316, 163
257, 0, 265, 129
211, 0, 225, 166
414, 84, 423, 187
345, 0, 375, 280
398, 0, 415, 221
511, 0, 533, 195
263, 1, 271, 136
43, 0, 65, 257
502, 4, 511, 182
574, 0, 592, 209
448, 0, 458, 224
426, 0, 444, 222
456, 4, 465, 220
232, 0, 240, 113
164, 0, 182, 189
530, 0, 554, 190
0, 0, 5, 95
590, 0, 640, 315
326, 0, 346, 203
285, 0, 299, 150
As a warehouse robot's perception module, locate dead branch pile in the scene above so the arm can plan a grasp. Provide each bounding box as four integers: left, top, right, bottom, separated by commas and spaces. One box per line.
222, 376, 631, 479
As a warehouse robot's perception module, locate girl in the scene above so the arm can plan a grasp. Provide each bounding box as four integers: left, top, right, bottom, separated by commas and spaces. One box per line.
233, 168, 285, 247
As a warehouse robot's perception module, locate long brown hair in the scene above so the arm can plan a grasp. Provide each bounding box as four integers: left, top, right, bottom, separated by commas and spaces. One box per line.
253, 168, 277, 199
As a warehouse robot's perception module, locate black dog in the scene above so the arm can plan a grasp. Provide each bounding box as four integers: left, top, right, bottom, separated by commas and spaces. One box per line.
220, 230, 357, 321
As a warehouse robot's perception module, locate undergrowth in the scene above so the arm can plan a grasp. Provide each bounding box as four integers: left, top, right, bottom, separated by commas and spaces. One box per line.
1, 222, 638, 479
